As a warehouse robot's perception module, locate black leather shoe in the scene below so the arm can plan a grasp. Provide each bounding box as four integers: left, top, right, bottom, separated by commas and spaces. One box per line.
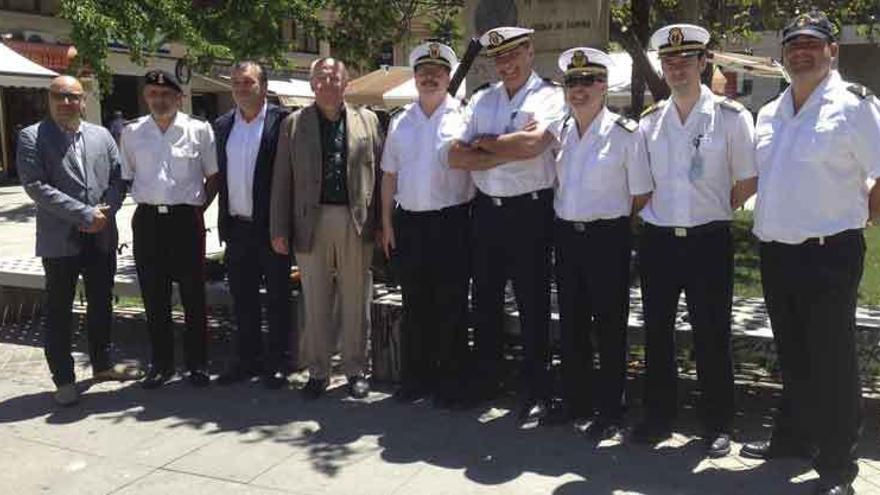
706, 433, 732, 458
518, 398, 549, 426
261, 372, 287, 390
630, 420, 673, 444
302, 377, 328, 399
141, 368, 174, 389
216, 364, 261, 386
814, 483, 854, 495
188, 370, 210, 387
740, 439, 813, 460
587, 419, 623, 441
347, 375, 370, 399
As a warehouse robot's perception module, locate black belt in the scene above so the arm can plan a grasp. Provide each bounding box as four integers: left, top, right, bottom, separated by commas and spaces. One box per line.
475, 188, 552, 207
230, 215, 253, 223
643, 220, 730, 238
398, 202, 470, 218
799, 229, 862, 247
556, 216, 629, 233
138, 204, 197, 215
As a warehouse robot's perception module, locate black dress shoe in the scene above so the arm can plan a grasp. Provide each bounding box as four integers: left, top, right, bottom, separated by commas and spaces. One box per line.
518, 398, 549, 425
586, 419, 623, 441
261, 373, 287, 390
706, 433, 732, 458
740, 439, 813, 460
216, 364, 261, 386
347, 375, 370, 399
142, 368, 174, 389
188, 370, 210, 387
302, 377, 328, 399
540, 400, 590, 426
814, 483, 854, 495
630, 420, 673, 444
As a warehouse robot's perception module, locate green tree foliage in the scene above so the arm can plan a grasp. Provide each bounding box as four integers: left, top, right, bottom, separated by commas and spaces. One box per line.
610, 0, 880, 113
59, 0, 463, 89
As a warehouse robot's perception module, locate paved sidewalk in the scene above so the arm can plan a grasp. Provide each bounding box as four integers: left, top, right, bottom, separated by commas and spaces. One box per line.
1, 312, 880, 494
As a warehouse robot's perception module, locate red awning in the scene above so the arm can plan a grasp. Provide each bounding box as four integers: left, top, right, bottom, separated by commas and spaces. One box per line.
4, 40, 77, 72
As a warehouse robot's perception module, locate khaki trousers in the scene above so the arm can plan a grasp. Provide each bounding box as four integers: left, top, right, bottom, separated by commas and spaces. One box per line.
296, 205, 372, 379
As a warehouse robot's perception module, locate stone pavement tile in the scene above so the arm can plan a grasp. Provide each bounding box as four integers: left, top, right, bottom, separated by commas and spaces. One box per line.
249, 435, 386, 494
166, 422, 316, 483
0, 434, 153, 495
0, 383, 221, 468
390, 464, 584, 495
853, 478, 880, 494
112, 469, 290, 495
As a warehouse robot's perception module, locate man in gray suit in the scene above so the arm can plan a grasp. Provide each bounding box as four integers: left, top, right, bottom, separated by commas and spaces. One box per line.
17, 75, 134, 406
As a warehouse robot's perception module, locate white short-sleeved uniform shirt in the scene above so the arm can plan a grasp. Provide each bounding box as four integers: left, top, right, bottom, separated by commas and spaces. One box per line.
120, 112, 218, 206
753, 70, 880, 244
554, 108, 653, 222
381, 94, 475, 211
639, 85, 757, 227
459, 71, 566, 197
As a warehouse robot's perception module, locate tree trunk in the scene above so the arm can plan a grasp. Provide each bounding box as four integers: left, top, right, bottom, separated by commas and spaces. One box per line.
610, 22, 670, 105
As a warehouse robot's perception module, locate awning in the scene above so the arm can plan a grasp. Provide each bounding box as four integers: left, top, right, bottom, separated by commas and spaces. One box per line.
345, 66, 467, 109
3, 40, 76, 72
268, 79, 314, 107
707, 51, 787, 80
0, 42, 58, 89
191, 72, 231, 93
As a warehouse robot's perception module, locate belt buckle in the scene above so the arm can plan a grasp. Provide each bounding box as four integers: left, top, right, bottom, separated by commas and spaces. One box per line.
674, 227, 687, 238
530, 191, 539, 200
491, 197, 503, 207
158, 205, 169, 214
573, 222, 586, 233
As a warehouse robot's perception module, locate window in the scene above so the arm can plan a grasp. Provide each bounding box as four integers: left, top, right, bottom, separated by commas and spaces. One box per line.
291, 22, 319, 54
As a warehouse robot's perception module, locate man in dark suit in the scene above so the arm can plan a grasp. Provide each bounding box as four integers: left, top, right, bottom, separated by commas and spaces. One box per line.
17, 75, 135, 406
212, 61, 292, 388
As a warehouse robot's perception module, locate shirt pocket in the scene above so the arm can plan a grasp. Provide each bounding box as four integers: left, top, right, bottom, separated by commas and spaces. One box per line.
169, 145, 201, 181
584, 143, 622, 189
697, 134, 728, 179
798, 123, 842, 164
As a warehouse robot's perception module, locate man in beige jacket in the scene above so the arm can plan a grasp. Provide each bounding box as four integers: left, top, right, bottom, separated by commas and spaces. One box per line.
271, 57, 383, 399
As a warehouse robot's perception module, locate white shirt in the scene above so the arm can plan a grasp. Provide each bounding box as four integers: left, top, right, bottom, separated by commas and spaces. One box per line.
753, 70, 880, 244
554, 108, 653, 222
639, 85, 757, 227
459, 71, 566, 197
381, 95, 474, 211
120, 112, 218, 206
226, 102, 267, 218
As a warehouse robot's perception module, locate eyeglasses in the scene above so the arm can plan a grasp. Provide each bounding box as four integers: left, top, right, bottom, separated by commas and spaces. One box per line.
564, 76, 606, 88
49, 92, 84, 103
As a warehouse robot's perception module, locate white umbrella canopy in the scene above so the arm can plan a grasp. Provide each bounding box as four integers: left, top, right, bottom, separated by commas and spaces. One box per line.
346, 66, 467, 109
268, 78, 314, 107
0, 42, 58, 88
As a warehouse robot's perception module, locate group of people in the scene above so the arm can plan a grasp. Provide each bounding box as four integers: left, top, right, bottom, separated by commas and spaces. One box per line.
15, 9, 880, 495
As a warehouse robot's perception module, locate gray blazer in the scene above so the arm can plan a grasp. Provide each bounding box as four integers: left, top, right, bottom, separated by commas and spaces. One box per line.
17, 119, 126, 258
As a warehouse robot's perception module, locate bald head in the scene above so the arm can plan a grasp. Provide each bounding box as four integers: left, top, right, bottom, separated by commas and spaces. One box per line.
310, 57, 348, 112
48, 75, 85, 131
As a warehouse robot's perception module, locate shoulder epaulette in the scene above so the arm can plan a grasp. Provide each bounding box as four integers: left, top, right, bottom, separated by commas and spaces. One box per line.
472, 82, 491, 94
717, 97, 747, 113
640, 100, 666, 118
615, 115, 638, 133
542, 77, 561, 87
847, 83, 874, 100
